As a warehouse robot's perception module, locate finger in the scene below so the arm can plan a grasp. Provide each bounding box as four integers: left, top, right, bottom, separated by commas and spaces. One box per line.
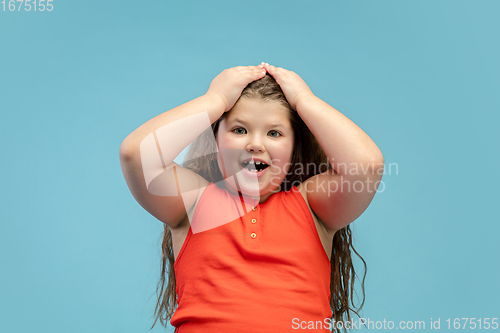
234, 65, 259, 72
256, 66, 267, 77
263, 63, 278, 75
233, 65, 265, 81
263, 63, 275, 70
238, 65, 263, 72
248, 65, 266, 72
245, 66, 267, 78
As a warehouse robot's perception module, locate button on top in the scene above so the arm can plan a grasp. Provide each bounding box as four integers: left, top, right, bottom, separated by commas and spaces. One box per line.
250, 233, 257, 239
252, 206, 257, 211
251, 218, 257, 224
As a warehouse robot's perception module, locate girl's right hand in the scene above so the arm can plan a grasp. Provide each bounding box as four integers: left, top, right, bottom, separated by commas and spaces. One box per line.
206, 64, 267, 112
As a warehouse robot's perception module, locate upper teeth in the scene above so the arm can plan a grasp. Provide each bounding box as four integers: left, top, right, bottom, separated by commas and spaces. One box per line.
247, 161, 264, 165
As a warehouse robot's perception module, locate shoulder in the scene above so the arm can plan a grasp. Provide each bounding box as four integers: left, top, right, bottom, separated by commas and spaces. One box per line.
186, 181, 243, 219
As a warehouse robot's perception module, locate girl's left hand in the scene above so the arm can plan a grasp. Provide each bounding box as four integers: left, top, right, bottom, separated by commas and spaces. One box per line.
262, 62, 315, 110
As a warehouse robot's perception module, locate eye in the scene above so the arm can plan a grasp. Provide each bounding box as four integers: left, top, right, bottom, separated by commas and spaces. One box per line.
268, 130, 281, 138
232, 127, 247, 135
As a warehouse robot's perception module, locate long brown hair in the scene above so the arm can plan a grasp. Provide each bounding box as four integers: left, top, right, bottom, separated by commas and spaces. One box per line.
150, 74, 366, 332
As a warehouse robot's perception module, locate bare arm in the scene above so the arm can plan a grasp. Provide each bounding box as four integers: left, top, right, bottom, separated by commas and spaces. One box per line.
119, 65, 267, 228
296, 94, 384, 232
263, 63, 384, 232
119, 94, 225, 162
119, 93, 223, 228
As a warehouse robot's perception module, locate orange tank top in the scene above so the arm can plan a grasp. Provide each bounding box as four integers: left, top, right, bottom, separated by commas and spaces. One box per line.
171, 182, 332, 332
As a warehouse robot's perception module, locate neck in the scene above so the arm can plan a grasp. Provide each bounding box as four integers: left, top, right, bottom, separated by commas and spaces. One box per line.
220, 182, 279, 205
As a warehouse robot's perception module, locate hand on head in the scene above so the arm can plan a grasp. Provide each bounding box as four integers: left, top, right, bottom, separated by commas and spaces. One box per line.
206, 62, 315, 113
206, 65, 267, 112
262, 63, 314, 111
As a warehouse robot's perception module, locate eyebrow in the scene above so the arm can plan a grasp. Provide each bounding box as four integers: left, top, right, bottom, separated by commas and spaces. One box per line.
232, 118, 286, 129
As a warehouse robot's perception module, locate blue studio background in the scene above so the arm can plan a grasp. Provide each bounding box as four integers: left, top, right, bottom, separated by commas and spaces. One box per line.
1, 1, 499, 332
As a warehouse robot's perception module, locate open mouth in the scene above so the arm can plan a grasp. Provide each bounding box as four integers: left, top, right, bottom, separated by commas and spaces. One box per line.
241, 160, 269, 172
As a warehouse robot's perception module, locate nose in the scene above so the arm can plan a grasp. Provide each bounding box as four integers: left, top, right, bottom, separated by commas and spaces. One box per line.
245, 135, 265, 153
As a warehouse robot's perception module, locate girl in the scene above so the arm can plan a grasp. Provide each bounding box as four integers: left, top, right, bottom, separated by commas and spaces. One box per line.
119, 63, 384, 332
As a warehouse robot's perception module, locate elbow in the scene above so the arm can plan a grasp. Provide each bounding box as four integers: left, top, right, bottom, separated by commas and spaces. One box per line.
119, 142, 130, 162
362, 146, 384, 162
359, 151, 384, 176
375, 152, 384, 169
119, 138, 135, 163
371, 145, 384, 164
370, 147, 384, 171
372, 153, 385, 175
371, 153, 385, 181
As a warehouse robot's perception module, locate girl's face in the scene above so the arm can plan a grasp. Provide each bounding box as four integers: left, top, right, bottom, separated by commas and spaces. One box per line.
216, 98, 294, 203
